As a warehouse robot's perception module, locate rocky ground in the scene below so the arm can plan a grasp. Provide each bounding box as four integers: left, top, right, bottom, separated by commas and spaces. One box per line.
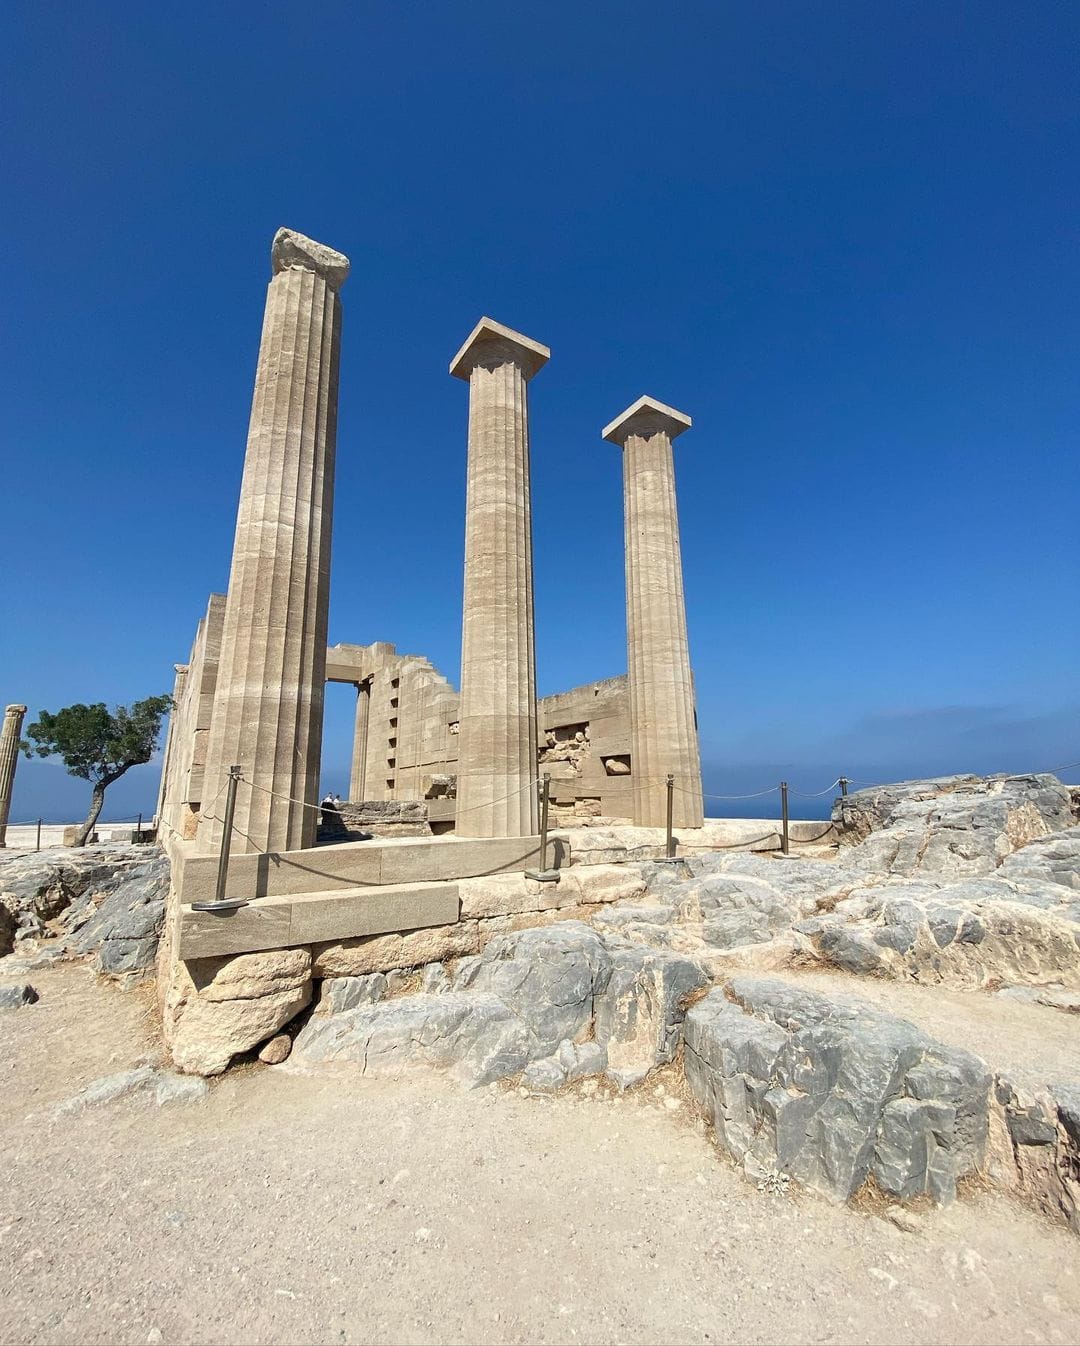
2, 958, 1080, 1346
0, 843, 167, 973
3, 772, 1080, 1343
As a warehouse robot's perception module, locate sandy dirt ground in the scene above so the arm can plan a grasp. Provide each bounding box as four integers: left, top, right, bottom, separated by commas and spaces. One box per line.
2, 960, 1079, 1346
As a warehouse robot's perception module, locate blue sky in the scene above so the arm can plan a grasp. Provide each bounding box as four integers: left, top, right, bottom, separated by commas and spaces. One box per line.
3, 2, 1078, 825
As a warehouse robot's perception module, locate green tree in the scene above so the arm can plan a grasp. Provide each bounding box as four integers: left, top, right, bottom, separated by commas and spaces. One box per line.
22, 696, 172, 847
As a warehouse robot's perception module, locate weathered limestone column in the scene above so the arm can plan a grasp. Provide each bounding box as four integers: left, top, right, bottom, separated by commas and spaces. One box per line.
0, 704, 27, 847
451, 317, 549, 838
603, 397, 704, 828
154, 664, 188, 829
348, 678, 371, 802
197, 228, 349, 855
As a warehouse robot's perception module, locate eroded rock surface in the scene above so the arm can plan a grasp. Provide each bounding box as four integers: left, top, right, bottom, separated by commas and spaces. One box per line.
832, 774, 1075, 878
171, 949, 313, 1076
685, 977, 991, 1204
293, 923, 707, 1091
588, 776, 1080, 995
0, 846, 168, 976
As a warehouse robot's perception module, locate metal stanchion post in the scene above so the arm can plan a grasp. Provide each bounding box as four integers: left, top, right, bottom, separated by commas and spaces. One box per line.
525, 773, 559, 882
192, 765, 249, 913
136, 811, 143, 842
839, 777, 849, 797
780, 780, 790, 855
666, 774, 676, 859
36, 819, 41, 852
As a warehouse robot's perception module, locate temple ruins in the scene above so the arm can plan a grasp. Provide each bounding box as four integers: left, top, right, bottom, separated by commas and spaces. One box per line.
154, 226, 718, 1072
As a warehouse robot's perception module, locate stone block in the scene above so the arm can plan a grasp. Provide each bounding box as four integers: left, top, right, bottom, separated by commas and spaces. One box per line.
311, 919, 480, 978
178, 882, 460, 959
172, 983, 311, 1076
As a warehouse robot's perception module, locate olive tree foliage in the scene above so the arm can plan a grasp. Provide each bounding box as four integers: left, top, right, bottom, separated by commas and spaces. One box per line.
22, 696, 172, 847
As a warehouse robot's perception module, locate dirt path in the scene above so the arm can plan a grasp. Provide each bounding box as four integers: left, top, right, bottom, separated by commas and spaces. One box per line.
1, 961, 1079, 1346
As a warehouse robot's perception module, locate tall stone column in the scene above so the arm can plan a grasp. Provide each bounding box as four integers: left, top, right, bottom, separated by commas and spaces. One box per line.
451, 317, 549, 838
0, 704, 27, 848
197, 228, 349, 855
154, 664, 188, 828
349, 678, 371, 802
603, 396, 703, 828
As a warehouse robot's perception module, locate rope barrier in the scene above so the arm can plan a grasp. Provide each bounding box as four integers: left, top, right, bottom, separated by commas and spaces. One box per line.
788, 825, 839, 845
788, 779, 842, 798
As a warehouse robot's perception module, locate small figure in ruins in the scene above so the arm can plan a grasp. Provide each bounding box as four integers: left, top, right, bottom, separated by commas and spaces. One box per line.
320, 792, 341, 828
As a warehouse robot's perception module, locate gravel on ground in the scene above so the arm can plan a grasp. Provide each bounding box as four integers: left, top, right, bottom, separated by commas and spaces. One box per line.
2, 960, 1079, 1346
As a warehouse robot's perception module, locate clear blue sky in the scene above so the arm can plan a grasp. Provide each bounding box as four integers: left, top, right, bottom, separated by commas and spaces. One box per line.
3, 1, 1078, 824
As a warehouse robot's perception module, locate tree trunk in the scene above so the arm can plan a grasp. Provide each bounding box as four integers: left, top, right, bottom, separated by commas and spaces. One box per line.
74, 782, 107, 848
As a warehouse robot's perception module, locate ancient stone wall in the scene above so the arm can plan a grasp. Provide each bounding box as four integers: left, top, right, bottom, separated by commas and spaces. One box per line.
159, 593, 225, 840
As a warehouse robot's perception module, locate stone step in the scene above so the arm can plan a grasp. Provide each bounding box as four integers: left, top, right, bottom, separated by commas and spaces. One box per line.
179, 880, 460, 961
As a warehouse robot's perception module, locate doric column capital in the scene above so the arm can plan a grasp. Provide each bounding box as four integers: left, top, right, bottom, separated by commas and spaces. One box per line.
450, 316, 550, 383
271, 227, 350, 291
602, 395, 692, 446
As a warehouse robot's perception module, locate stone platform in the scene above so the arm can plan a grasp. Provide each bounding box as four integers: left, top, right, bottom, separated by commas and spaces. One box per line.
172, 832, 563, 903
179, 881, 460, 959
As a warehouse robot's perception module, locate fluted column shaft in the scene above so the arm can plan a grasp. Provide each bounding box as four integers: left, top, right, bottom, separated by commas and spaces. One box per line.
349, 679, 370, 802
0, 704, 27, 847
198, 230, 348, 855
452, 321, 547, 838
155, 664, 187, 827
606, 399, 703, 829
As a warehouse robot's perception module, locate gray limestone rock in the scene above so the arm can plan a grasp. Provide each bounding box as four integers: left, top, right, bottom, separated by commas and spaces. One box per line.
0, 845, 157, 923
796, 878, 1080, 989
833, 775, 1075, 879
522, 1039, 607, 1092
995, 984, 1080, 1013
0, 981, 38, 1009
293, 991, 534, 1087
70, 854, 169, 976
684, 978, 990, 1205
294, 923, 697, 1093
594, 943, 709, 1087
422, 962, 450, 994
998, 830, 1080, 890
466, 923, 612, 1057
56, 1066, 207, 1115
0, 904, 15, 957
317, 973, 388, 1014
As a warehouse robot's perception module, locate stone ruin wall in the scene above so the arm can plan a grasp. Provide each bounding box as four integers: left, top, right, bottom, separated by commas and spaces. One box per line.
361, 664, 636, 821
158, 594, 225, 841
363, 656, 459, 804
166, 608, 645, 827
